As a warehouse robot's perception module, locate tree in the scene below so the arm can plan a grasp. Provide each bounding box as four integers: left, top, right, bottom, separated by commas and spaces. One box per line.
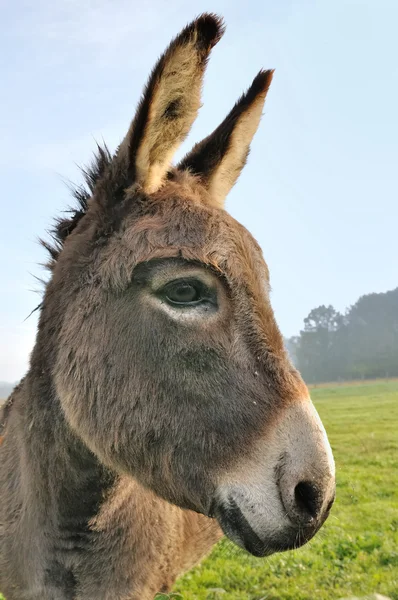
287, 288, 398, 383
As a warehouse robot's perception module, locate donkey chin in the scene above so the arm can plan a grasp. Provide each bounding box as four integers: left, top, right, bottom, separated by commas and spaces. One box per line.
211, 400, 336, 557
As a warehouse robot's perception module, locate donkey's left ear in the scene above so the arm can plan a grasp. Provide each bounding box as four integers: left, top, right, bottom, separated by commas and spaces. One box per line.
119, 14, 224, 194
178, 69, 274, 208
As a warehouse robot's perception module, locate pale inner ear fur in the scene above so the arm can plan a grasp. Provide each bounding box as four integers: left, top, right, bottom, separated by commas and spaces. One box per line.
136, 40, 206, 194
207, 91, 268, 208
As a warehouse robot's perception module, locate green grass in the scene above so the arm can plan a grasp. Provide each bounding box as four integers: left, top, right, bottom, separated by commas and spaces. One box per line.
1, 381, 397, 600
172, 381, 398, 600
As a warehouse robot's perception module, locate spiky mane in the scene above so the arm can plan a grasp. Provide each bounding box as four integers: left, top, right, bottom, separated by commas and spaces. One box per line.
42, 144, 112, 269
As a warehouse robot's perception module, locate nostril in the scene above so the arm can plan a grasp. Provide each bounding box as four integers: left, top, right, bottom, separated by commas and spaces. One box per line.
294, 481, 322, 521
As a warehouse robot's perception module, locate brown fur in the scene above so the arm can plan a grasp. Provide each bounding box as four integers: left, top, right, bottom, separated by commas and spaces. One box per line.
0, 14, 334, 600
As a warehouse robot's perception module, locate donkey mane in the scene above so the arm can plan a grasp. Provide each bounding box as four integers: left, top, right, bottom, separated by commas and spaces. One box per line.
41, 144, 112, 268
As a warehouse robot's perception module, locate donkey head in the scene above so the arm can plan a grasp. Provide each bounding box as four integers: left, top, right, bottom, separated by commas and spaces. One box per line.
47, 14, 335, 557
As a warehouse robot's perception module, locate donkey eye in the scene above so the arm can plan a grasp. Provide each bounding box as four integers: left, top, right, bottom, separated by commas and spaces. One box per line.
161, 279, 210, 307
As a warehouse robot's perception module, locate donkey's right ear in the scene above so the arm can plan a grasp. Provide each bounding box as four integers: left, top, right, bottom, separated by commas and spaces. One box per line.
118, 14, 224, 195
177, 70, 274, 208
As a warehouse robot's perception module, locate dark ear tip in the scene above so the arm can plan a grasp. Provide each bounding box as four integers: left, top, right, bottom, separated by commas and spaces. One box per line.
194, 13, 225, 49
250, 69, 275, 97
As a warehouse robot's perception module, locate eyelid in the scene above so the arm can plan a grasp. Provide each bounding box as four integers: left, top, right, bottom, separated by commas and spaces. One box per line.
158, 277, 210, 295
149, 266, 218, 291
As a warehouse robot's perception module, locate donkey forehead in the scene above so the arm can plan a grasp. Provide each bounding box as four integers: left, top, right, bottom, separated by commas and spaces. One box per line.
101, 181, 269, 291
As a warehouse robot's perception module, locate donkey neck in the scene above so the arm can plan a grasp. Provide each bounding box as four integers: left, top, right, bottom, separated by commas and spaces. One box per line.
17, 364, 116, 534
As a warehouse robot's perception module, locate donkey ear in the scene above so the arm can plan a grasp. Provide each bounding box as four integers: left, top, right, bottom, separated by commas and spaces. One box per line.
119, 14, 224, 194
177, 70, 274, 208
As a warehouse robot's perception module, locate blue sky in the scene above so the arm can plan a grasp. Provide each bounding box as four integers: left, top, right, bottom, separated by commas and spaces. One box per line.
1, 0, 397, 381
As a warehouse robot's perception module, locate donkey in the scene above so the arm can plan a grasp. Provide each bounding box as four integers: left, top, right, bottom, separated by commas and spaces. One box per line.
0, 14, 335, 600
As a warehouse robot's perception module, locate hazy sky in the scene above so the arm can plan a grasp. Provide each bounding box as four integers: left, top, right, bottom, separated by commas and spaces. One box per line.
1, 0, 397, 382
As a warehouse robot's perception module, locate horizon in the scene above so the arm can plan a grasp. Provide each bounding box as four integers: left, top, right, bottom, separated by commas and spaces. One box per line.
1, 1, 397, 381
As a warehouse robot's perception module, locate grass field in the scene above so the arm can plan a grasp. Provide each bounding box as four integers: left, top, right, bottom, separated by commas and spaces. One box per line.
1, 381, 397, 600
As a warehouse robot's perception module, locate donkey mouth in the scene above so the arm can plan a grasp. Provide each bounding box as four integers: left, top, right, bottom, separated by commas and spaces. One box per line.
214, 497, 271, 557
213, 497, 318, 558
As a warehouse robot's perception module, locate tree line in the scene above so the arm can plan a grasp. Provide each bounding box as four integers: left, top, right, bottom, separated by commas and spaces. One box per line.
286, 287, 398, 383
